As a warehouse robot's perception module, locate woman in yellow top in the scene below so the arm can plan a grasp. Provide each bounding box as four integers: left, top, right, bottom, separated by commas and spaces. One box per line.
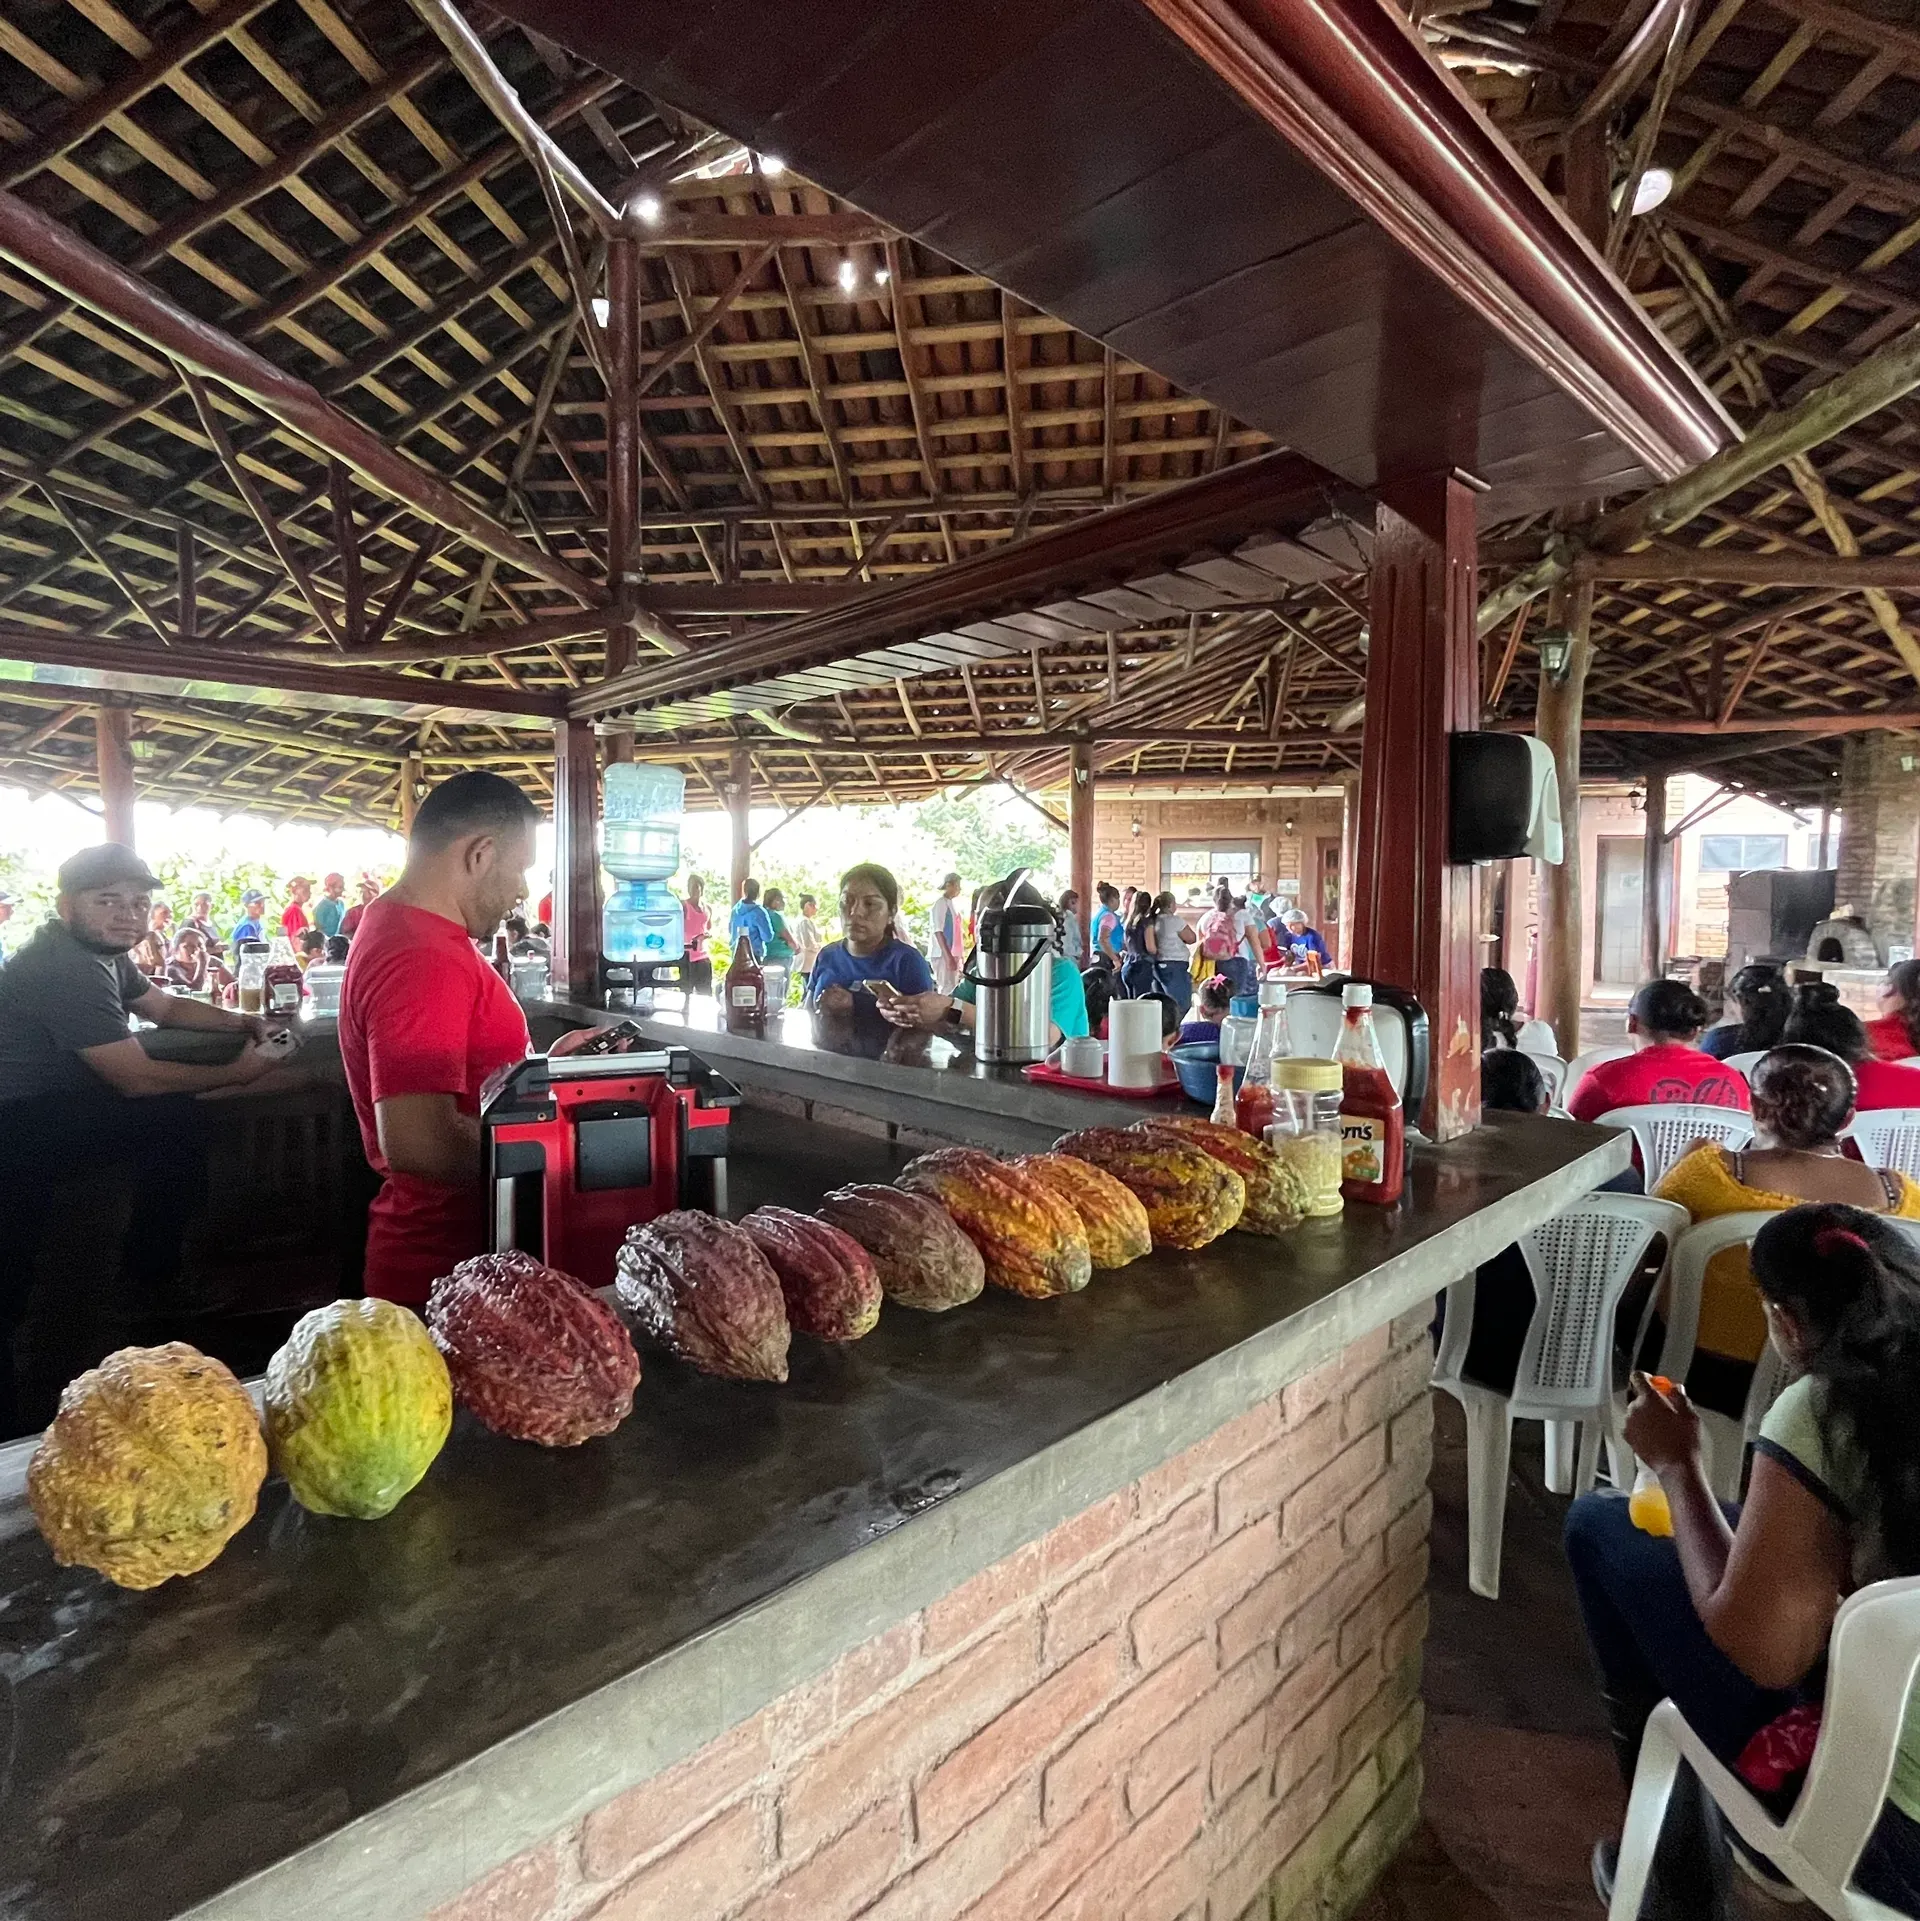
1656, 1045, 1920, 1413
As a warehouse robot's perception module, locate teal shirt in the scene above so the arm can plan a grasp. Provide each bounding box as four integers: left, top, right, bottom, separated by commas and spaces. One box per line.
1758, 1374, 1920, 1820
952, 954, 1089, 1039
314, 895, 346, 939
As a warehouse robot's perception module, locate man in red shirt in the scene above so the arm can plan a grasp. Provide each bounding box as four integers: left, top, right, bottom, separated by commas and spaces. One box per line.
340, 773, 539, 1304
280, 876, 313, 945
1567, 979, 1751, 1124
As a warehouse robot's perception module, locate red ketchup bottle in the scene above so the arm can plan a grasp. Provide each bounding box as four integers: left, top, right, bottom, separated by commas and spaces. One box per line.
1334, 983, 1404, 1205
724, 933, 767, 1037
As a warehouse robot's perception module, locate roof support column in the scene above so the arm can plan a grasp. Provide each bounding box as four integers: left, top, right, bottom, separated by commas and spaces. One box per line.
603, 222, 641, 765
398, 753, 421, 841
1350, 472, 1480, 1140
1068, 742, 1095, 960
1642, 770, 1667, 984
728, 743, 752, 909
95, 702, 135, 846
551, 719, 601, 1000
1534, 574, 1595, 1059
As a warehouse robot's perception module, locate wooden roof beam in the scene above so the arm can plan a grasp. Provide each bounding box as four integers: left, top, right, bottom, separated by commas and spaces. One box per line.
0, 185, 601, 606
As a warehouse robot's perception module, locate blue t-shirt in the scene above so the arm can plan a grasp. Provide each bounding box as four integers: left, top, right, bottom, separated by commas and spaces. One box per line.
1279, 926, 1331, 965
729, 899, 774, 959
805, 938, 935, 1003
952, 955, 1090, 1039
1090, 906, 1122, 961
231, 915, 263, 948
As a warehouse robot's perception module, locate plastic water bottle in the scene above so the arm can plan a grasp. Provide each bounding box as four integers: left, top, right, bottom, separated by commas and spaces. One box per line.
602, 764, 685, 965
1220, 995, 1260, 1067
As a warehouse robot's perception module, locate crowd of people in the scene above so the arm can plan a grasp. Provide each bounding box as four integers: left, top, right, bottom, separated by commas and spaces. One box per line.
1473, 954, 1920, 1916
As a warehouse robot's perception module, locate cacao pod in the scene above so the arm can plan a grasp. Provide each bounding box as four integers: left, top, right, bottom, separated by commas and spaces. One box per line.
1131, 1117, 1307, 1235
1052, 1127, 1245, 1249
617, 1211, 791, 1382
741, 1206, 883, 1342
264, 1298, 453, 1518
28, 1343, 267, 1589
427, 1251, 640, 1445
1015, 1153, 1152, 1269
896, 1148, 1092, 1299
816, 1184, 985, 1311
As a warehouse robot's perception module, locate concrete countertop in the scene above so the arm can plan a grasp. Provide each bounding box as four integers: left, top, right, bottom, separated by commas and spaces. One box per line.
0, 1095, 1627, 1921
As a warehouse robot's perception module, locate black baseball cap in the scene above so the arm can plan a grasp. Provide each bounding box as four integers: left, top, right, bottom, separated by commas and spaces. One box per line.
57, 843, 160, 894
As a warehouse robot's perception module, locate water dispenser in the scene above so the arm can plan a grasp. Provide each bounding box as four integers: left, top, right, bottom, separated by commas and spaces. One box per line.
601, 762, 685, 1006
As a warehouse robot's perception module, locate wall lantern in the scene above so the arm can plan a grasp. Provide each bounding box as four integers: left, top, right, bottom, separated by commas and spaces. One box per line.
1130, 816, 1142, 838
1536, 627, 1575, 684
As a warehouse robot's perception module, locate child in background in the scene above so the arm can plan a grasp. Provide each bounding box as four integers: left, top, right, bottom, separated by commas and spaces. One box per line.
1177, 975, 1235, 1048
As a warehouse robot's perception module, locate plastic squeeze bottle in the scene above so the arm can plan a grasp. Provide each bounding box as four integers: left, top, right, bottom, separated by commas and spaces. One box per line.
1628, 1376, 1677, 1537
1210, 1063, 1238, 1127
1333, 984, 1404, 1205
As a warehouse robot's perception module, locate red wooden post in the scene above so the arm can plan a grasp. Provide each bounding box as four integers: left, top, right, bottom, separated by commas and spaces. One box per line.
551, 719, 601, 1000
95, 703, 136, 846
728, 743, 752, 906
1349, 472, 1480, 1140
1068, 742, 1095, 954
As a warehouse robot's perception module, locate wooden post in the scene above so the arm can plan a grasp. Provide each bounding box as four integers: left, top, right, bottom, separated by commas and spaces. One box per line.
1818, 804, 1834, 870
550, 719, 601, 1000
1350, 472, 1480, 1140
728, 743, 752, 906
602, 223, 639, 764
1337, 771, 1359, 970
94, 703, 135, 845
1534, 573, 1596, 1060
1641, 770, 1667, 983
397, 753, 421, 840
1068, 741, 1095, 954
175, 525, 196, 642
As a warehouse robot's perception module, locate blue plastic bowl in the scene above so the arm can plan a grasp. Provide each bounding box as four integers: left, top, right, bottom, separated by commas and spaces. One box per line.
1170, 1043, 1243, 1106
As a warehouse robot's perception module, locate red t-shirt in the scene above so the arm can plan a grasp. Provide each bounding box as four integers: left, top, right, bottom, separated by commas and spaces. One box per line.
1567, 1043, 1752, 1124
1865, 1013, 1918, 1063
340, 897, 529, 1305
281, 902, 310, 942
1854, 1057, 1920, 1111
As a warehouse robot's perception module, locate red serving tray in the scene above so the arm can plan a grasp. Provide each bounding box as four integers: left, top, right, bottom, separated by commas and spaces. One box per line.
1022, 1057, 1181, 1098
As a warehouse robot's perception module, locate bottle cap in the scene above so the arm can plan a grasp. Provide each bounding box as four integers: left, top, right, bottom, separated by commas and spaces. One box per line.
1274, 1057, 1343, 1092
1229, 996, 1260, 1018
1342, 982, 1373, 1009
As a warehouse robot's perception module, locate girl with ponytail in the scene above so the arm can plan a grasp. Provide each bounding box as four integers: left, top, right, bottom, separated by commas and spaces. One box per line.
1566, 1205, 1920, 1915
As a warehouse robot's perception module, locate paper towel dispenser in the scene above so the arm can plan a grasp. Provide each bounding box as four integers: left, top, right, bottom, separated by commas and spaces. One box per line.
1449, 733, 1564, 865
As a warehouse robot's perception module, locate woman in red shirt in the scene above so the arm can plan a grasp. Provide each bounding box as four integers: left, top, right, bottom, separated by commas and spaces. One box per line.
1783, 980, 1920, 1108
1567, 979, 1751, 1124
1864, 958, 1920, 1064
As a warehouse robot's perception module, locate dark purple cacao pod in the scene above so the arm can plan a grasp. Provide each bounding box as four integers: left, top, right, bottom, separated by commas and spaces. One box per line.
615, 1211, 791, 1382
740, 1207, 883, 1342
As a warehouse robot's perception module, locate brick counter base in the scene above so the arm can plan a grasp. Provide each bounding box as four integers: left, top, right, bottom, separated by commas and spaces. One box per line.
433, 1304, 1435, 1921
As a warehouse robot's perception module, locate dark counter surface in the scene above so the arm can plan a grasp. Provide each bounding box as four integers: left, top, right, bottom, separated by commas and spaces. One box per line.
0, 1101, 1627, 1921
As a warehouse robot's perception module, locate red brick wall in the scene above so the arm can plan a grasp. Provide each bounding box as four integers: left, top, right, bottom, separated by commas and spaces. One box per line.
1092, 797, 1347, 920
430, 1306, 1435, 1921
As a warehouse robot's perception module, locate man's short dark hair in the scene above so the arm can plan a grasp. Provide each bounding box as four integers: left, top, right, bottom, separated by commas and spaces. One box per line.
741, 877, 761, 900
410, 771, 540, 852
1481, 1048, 1546, 1114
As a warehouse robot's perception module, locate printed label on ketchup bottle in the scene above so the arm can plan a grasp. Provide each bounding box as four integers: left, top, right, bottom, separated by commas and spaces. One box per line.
1341, 1115, 1385, 1186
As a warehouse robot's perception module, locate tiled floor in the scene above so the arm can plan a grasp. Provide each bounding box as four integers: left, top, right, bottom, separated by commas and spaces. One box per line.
1355, 1394, 1788, 1921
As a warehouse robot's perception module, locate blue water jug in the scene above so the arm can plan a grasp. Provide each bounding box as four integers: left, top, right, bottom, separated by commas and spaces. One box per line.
604, 878, 684, 965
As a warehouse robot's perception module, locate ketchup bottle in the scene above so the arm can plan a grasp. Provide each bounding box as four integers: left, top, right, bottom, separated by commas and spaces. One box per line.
725, 933, 767, 1037
1333, 983, 1404, 1205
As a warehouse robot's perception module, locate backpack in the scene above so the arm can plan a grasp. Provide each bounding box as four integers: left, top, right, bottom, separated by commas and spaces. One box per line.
1198, 910, 1235, 959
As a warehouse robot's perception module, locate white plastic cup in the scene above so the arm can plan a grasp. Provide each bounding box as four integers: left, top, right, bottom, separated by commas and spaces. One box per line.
1060, 1036, 1104, 1079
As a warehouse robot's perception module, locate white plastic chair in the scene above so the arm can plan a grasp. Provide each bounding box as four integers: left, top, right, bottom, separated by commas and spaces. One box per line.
1610, 1575, 1920, 1921
1598, 1103, 1755, 1192
1434, 1194, 1689, 1600
1567, 1043, 1633, 1102
1845, 1108, 1920, 1182
1724, 1049, 1768, 1081
1516, 1018, 1558, 1056
1524, 1050, 1568, 1104
1654, 1211, 1787, 1500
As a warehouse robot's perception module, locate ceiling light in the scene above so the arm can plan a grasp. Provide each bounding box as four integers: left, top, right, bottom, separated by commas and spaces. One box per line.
1630, 167, 1673, 216
759, 154, 785, 176
1536, 626, 1574, 683
590, 296, 610, 328
874, 267, 890, 286
836, 259, 858, 293
635, 193, 662, 225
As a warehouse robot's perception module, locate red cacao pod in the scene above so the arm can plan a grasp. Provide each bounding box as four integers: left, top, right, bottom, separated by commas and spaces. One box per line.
816, 1184, 985, 1311
740, 1206, 883, 1342
425, 1251, 639, 1446
616, 1211, 791, 1382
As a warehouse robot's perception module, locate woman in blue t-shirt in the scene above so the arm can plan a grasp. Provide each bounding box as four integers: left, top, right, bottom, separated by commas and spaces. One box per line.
1565, 1203, 1920, 1916
805, 864, 934, 1009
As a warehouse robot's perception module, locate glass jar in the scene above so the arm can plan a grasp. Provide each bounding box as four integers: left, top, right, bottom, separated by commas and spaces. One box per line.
1265, 1057, 1345, 1216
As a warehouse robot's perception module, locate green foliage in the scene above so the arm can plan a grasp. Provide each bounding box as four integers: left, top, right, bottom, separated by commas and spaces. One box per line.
0, 841, 297, 946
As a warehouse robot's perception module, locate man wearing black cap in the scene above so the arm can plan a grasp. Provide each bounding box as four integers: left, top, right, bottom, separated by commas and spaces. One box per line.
0, 844, 283, 1427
